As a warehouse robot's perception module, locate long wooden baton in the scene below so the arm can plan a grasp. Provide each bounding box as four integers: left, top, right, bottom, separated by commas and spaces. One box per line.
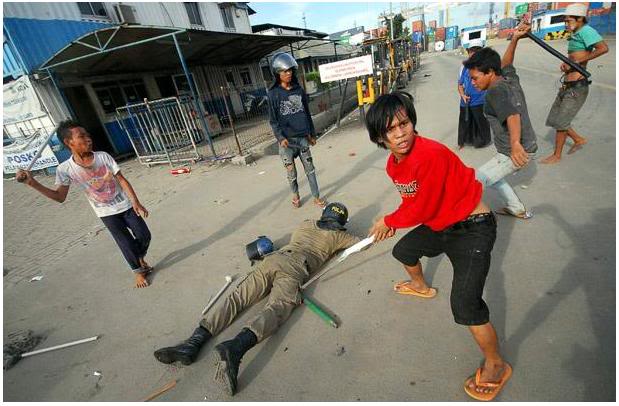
142, 379, 177, 402
524, 32, 591, 79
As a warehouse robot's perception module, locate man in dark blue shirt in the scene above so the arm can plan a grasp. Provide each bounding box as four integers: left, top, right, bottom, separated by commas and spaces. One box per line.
268, 52, 327, 208
457, 40, 491, 149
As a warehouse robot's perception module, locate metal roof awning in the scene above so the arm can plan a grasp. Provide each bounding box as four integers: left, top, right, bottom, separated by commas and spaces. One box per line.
38, 25, 313, 76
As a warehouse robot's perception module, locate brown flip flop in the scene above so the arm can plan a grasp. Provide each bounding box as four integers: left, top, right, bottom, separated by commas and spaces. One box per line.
393, 281, 437, 298
464, 363, 513, 401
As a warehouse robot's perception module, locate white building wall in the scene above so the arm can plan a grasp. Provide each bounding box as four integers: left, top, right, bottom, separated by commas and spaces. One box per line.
3, 2, 113, 22
3, 2, 252, 33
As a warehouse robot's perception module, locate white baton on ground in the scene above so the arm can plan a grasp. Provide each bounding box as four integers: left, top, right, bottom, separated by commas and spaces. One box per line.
201, 275, 233, 316
21, 335, 99, 358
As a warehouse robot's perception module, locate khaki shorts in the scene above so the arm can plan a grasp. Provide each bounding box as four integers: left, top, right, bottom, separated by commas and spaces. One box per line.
545, 83, 589, 131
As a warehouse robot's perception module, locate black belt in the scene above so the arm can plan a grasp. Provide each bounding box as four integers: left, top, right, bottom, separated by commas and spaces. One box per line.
446, 212, 496, 232
562, 78, 591, 89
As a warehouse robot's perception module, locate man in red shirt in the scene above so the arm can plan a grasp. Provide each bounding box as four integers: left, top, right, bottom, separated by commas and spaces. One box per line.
366, 92, 511, 401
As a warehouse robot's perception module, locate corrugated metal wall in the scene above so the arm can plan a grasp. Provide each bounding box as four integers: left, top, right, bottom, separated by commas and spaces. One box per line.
129, 3, 188, 28
4, 18, 111, 73
589, 12, 616, 35
3, 39, 24, 79
4, 2, 85, 21
3, 2, 252, 35
31, 78, 72, 123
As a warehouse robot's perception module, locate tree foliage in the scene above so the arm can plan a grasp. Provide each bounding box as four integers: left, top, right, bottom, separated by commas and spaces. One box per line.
384, 13, 407, 39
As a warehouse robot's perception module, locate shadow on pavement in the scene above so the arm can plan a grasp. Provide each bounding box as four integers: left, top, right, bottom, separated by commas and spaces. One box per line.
503, 205, 615, 401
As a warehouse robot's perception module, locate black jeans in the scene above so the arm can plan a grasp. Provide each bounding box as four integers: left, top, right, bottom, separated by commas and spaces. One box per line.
100, 208, 151, 272
392, 214, 497, 325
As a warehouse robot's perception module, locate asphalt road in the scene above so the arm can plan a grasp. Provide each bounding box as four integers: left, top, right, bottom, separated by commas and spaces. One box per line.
3, 37, 615, 401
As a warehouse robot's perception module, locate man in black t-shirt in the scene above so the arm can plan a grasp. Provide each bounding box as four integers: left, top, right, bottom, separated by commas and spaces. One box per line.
267, 52, 327, 209
463, 23, 538, 220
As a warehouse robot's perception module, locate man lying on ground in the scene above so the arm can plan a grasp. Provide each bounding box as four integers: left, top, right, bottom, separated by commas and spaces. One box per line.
154, 203, 362, 396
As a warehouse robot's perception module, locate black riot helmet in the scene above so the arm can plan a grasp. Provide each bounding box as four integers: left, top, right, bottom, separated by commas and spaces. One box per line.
317, 202, 349, 231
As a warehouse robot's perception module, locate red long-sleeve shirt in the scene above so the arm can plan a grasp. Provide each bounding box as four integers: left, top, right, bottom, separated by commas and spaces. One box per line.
384, 135, 482, 232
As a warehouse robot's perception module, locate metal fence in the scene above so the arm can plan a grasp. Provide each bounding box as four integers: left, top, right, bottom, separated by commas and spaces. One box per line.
115, 97, 203, 167
115, 81, 277, 167
196, 83, 274, 158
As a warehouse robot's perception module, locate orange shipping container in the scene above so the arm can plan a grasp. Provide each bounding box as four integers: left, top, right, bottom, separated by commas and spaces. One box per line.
435, 27, 446, 41
554, 2, 588, 10
588, 7, 611, 16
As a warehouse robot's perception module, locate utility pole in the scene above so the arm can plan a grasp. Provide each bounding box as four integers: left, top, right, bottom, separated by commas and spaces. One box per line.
302, 12, 307, 29
390, 3, 394, 40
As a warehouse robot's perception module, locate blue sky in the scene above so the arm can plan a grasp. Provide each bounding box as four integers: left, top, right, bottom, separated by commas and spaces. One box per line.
248, 2, 521, 35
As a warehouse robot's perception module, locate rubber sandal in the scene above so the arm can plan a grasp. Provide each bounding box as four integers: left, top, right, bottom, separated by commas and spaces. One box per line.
393, 281, 437, 298
495, 208, 533, 220
292, 196, 301, 208
464, 363, 512, 401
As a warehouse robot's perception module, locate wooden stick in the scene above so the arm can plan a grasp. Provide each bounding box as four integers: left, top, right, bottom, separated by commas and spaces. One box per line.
21, 335, 99, 358
142, 379, 177, 402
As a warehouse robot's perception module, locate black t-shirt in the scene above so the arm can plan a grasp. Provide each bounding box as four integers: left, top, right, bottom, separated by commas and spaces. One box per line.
267, 84, 315, 142
483, 65, 538, 155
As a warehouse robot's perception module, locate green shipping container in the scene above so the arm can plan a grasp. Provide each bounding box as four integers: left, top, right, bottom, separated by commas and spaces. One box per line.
515, 3, 528, 15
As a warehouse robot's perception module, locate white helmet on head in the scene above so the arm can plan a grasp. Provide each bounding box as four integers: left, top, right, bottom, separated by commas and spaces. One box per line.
565, 3, 588, 17
468, 39, 484, 49
270, 52, 298, 75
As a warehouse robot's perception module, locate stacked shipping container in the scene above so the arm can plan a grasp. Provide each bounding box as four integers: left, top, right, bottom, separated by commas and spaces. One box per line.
435, 27, 446, 41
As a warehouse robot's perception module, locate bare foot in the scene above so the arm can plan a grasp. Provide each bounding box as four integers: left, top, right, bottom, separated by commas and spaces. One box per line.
292, 194, 301, 208
135, 271, 150, 288
567, 139, 587, 155
540, 155, 561, 164
466, 361, 507, 395
314, 197, 327, 208
139, 258, 153, 272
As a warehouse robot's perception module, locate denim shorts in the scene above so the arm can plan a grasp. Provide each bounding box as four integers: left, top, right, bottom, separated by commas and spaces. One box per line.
545, 83, 589, 131
392, 213, 497, 326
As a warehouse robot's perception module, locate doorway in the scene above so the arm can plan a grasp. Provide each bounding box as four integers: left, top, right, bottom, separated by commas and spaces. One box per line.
63, 86, 115, 154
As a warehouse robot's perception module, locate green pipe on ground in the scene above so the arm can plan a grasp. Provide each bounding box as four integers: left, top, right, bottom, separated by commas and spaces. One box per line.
302, 294, 338, 328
